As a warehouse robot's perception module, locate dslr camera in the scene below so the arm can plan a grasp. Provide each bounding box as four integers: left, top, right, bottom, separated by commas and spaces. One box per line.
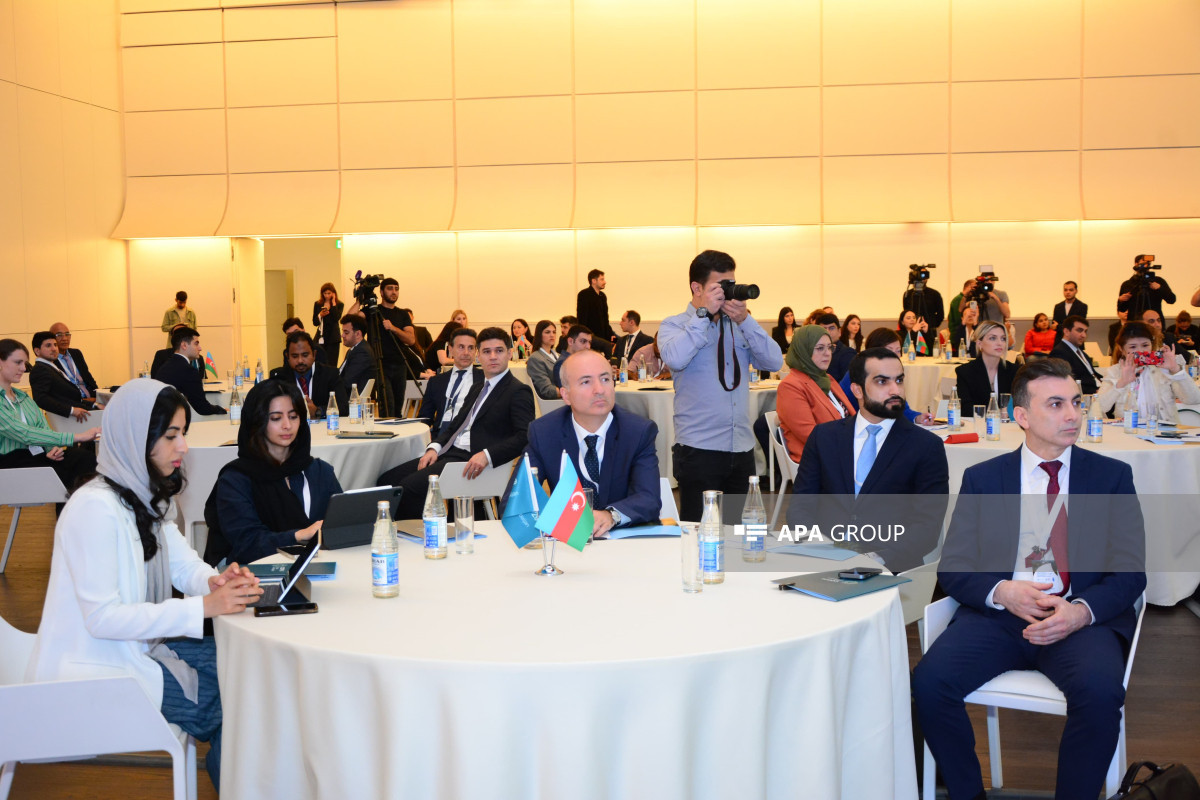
719, 278, 760, 302
352, 272, 384, 308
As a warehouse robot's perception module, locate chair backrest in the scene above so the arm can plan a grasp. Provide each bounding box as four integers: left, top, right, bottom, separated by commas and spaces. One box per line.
766, 412, 799, 481
934, 398, 948, 419
897, 560, 941, 628
1123, 594, 1147, 689
45, 409, 102, 435
0, 467, 68, 507
938, 376, 956, 399
1083, 340, 1105, 362
437, 459, 517, 502
0, 613, 35, 687
658, 477, 679, 522
361, 378, 375, 401
535, 396, 566, 417
922, 595, 961, 653
1178, 408, 1200, 427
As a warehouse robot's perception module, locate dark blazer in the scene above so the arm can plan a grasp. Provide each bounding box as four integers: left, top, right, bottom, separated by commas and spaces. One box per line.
338, 342, 376, 398
269, 364, 348, 417
955, 357, 1018, 416
552, 353, 568, 388
29, 361, 94, 418
1049, 340, 1102, 395
158, 353, 224, 415
312, 300, 344, 350
418, 366, 482, 434
504, 405, 661, 527
576, 287, 617, 348
1052, 299, 1088, 341
789, 415, 949, 573
827, 341, 856, 383
615, 331, 653, 363
431, 370, 534, 466
59, 349, 98, 395
938, 446, 1145, 642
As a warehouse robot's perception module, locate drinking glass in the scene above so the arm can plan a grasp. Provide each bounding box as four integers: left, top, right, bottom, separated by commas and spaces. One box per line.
453, 496, 474, 555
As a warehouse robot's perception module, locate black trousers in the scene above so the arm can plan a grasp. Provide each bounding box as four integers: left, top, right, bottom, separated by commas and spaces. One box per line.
0, 446, 97, 495
380, 360, 407, 418
379, 446, 472, 520
672, 444, 755, 523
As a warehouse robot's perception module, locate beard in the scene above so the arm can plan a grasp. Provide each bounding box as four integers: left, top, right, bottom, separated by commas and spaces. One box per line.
862, 395, 905, 420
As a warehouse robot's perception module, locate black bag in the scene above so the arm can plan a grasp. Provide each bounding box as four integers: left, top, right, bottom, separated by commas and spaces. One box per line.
1111, 761, 1200, 799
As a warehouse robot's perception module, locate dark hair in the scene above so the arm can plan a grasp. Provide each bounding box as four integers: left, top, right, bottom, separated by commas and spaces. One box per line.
317, 282, 339, 304
175, 291, 187, 302
450, 327, 477, 345
1116, 321, 1156, 349
339, 313, 366, 334
688, 250, 735, 287
434, 320, 460, 343
864, 326, 901, 349
1064, 280, 1078, 290
815, 312, 840, 328
0, 338, 29, 362
170, 326, 199, 351
1012, 358, 1074, 410
587, 269, 604, 283
285, 330, 315, 352
104, 387, 191, 562
559, 314, 577, 326
477, 326, 511, 349
381, 277, 399, 290
848, 347, 902, 389
897, 310, 917, 331
510, 319, 529, 338
282, 317, 304, 333
241, 380, 307, 466
1177, 310, 1193, 325
566, 324, 593, 341
1062, 314, 1088, 332
624, 310, 641, 326
1033, 312, 1049, 328
840, 314, 864, 350
776, 307, 794, 331
534, 319, 556, 346
32, 331, 55, 350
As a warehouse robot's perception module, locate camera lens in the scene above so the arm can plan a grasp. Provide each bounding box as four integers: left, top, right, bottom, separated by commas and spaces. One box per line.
736, 283, 760, 301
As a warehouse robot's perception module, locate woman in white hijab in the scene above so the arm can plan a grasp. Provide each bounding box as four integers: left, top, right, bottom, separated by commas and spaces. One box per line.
26, 379, 262, 792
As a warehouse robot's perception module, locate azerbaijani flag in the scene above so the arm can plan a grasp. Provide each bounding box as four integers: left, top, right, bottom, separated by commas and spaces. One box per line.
535, 455, 593, 552
502, 455, 549, 548
204, 351, 218, 378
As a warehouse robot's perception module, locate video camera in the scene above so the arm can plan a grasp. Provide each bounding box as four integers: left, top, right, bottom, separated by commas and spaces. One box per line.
719, 278, 760, 302
966, 270, 999, 304
352, 271, 384, 308
1132, 254, 1163, 283
907, 263, 935, 291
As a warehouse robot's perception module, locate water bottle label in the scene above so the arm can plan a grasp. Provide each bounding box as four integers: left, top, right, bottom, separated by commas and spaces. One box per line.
372, 553, 398, 587
1124, 410, 1137, 428
327, 414, 339, 432
230, 406, 241, 422
244, 367, 251, 379
1087, 419, 1102, 438
743, 523, 766, 551
620, 371, 627, 384
987, 417, 999, 436
234, 374, 243, 387
947, 408, 959, 427
700, 540, 722, 573
424, 518, 446, 549
638, 366, 647, 380
1190, 365, 1199, 379
349, 402, 361, 420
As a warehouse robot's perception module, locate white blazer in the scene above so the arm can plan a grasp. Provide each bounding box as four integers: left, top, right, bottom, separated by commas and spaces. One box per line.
27, 479, 217, 707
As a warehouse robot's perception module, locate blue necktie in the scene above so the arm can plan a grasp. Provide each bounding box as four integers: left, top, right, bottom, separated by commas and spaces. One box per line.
584, 434, 601, 487
58, 355, 87, 397
440, 369, 466, 432
855, 424, 882, 496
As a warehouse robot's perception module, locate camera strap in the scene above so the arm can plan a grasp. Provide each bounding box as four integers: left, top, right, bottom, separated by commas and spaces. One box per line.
716, 315, 741, 392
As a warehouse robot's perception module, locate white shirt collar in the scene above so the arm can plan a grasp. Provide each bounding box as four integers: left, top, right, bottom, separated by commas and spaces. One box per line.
571, 411, 614, 444
1020, 442, 1072, 484
854, 412, 896, 439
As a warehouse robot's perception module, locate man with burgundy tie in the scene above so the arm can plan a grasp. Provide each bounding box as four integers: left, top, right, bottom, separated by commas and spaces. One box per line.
914, 358, 1146, 800
268, 330, 347, 420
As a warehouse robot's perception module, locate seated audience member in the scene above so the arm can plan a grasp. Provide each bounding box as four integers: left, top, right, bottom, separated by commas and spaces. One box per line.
1107, 309, 1128, 354
423, 311, 468, 373
418, 328, 480, 435
150, 324, 193, 379
958, 305, 980, 357
49, 322, 99, 403
914, 358, 1145, 800
840, 314, 864, 353
556, 315, 577, 354
1168, 310, 1197, 353
29, 331, 96, 421
337, 313, 376, 398
510, 318, 533, 359
269, 331, 347, 419
0, 338, 99, 489
505, 350, 660, 536
898, 310, 931, 356
1023, 313, 1057, 356
527, 320, 561, 401
955, 320, 1018, 416
816, 313, 855, 382
380, 327, 534, 520
1003, 318, 1020, 355
776, 325, 855, 463
771, 307, 797, 354
1049, 315, 1104, 395
552, 325, 594, 388
838, 328, 933, 423
27, 379, 261, 793
403, 308, 434, 354
157, 327, 226, 417
204, 380, 341, 566
628, 334, 671, 380
281, 317, 327, 366
790, 347, 949, 572
615, 310, 653, 364
1141, 308, 1186, 359
1096, 321, 1200, 425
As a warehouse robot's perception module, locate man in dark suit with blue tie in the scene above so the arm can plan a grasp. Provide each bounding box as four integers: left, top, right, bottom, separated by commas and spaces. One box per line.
506, 349, 660, 536
789, 347, 949, 573
913, 358, 1145, 800
417, 328, 481, 434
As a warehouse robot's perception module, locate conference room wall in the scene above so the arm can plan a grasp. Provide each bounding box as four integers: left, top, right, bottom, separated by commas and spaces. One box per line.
0, 0, 128, 387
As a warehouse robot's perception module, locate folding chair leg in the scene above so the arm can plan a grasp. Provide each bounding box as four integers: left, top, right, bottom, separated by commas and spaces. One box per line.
986, 705, 1003, 788
922, 742, 936, 800
1106, 714, 1126, 797
486, 499, 497, 520
0, 507, 21, 574
769, 489, 785, 529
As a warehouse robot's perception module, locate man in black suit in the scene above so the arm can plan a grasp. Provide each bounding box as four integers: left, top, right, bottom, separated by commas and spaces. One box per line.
157, 327, 225, 416
151, 323, 199, 379
789, 347, 949, 573
1051, 280, 1087, 341
1049, 315, 1103, 395
576, 269, 617, 356
417, 327, 481, 435
48, 323, 99, 401
614, 310, 653, 364
338, 313, 377, 398
380, 327, 535, 520
269, 330, 347, 419
29, 332, 96, 421
552, 325, 593, 388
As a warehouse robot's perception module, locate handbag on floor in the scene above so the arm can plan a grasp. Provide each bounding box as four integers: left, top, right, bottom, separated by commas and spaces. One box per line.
1111, 761, 1200, 799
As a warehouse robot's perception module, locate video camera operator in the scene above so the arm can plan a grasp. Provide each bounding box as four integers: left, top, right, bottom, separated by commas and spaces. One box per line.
346, 274, 417, 417
1117, 254, 1176, 320
901, 264, 944, 331
957, 268, 1010, 324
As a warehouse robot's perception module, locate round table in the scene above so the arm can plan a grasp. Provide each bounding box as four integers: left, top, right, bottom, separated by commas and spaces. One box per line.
508, 361, 530, 388
942, 421, 1200, 606
901, 359, 965, 413
215, 522, 917, 799
614, 379, 780, 482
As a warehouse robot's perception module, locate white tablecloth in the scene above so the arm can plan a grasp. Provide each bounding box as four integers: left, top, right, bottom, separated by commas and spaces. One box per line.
942, 422, 1200, 606
901, 359, 964, 413
215, 522, 917, 799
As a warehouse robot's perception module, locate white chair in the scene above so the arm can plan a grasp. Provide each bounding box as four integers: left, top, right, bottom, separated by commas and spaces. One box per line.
534, 395, 566, 417
175, 454, 228, 556
401, 380, 426, 418
921, 594, 1147, 800
1084, 341, 1105, 364
763, 412, 799, 529
937, 376, 956, 399
437, 459, 517, 519
45, 409, 102, 435
658, 477, 680, 522
1178, 407, 1200, 427
934, 398, 948, 420
0, 468, 68, 574
360, 378, 375, 403
897, 560, 940, 632
0, 613, 198, 800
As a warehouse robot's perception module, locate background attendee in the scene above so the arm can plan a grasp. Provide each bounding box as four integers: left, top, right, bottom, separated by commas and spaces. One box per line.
959, 305, 980, 357
422, 310, 469, 372
151, 323, 194, 379
957, 274, 1010, 324
771, 307, 796, 354
629, 334, 670, 380
418, 328, 480, 435
404, 308, 434, 355
615, 310, 653, 364
160, 291, 196, 344
1096, 321, 1200, 424
556, 315, 577, 353
528, 320, 560, 400
346, 278, 418, 416
205, 380, 340, 567
775, 325, 854, 463
956, 320, 1017, 416
898, 310, 931, 356
1107, 309, 1128, 354
817, 313, 855, 382
946, 279, 975, 347
312, 282, 344, 368
49, 322, 99, 403
1023, 313, 1056, 357
902, 281, 944, 332
1140, 308, 1185, 358
1052, 280, 1087, 341
552, 325, 593, 388
281, 317, 327, 366
838, 328, 933, 424
1117, 254, 1176, 320
269, 331, 347, 418
338, 313, 376, 398
27, 379, 261, 794
29, 331, 95, 420
1050, 315, 1104, 395
1003, 317, 1020, 355
576, 269, 617, 355
157, 327, 225, 416
1169, 310, 1197, 354
839, 314, 863, 353
510, 318, 532, 359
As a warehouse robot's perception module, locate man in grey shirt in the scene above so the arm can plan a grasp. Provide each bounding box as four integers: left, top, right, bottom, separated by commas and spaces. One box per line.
957, 277, 1010, 324
658, 250, 783, 521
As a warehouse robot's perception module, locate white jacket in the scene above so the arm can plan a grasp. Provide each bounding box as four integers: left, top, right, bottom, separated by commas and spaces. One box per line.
27, 479, 217, 707
1096, 363, 1200, 424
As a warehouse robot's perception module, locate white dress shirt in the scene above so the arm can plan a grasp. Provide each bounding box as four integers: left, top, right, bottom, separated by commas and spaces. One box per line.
851, 413, 896, 469
428, 369, 509, 466
571, 411, 614, 487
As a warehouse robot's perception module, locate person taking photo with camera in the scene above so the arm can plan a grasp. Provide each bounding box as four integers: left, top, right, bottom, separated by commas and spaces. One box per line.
1095, 321, 1200, 425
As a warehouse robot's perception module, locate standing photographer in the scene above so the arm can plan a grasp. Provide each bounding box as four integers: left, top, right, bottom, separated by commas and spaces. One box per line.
957, 272, 1010, 324
901, 264, 944, 331
347, 276, 416, 417
1117, 254, 1176, 320
658, 250, 782, 521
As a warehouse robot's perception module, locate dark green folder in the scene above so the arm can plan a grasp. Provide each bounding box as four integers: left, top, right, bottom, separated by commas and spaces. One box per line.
772, 570, 910, 602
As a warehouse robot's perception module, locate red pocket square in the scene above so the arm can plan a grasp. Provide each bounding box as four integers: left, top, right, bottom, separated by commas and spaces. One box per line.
945, 433, 979, 444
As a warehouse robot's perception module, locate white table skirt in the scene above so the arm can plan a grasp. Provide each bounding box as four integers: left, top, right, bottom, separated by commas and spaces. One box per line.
901, 359, 964, 413
215, 523, 917, 800
943, 421, 1200, 606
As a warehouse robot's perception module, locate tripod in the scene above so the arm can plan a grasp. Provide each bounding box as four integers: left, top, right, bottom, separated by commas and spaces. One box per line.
361, 304, 426, 419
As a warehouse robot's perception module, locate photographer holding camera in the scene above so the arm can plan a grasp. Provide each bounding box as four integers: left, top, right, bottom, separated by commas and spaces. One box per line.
1096, 321, 1199, 425
658, 250, 782, 521
1117, 254, 1176, 320
347, 275, 417, 417
956, 270, 1010, 324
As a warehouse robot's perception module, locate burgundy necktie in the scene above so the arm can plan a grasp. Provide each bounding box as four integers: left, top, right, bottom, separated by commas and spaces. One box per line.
1038, 460, 1070, 595
298, 373, 310, 396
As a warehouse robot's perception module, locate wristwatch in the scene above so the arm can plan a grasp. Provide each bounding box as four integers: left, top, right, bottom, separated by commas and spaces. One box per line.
607, 507, 624, 527
696, 307, 711, 319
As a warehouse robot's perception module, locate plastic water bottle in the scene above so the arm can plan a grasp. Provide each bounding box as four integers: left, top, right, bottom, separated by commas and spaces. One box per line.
422, 475, 448, 559
619, 356, 628, 384
326, 391, 339, 435
229, 385, 242, 426
699, 490, 724, 584
1146, 411, 1158, 437
985, 396, 1001, 441
371, 500, 399, 598
348, 384, 362, 424
741, 477, 766, 563
254, 359, 263, 384
242, 356, 250, 381
1188, 354, 1199, 379
141, 360, 150, 378
947, 386, 961, 431
1086, 396, 1104, 443
1122, 407, 1138, 434
637, 356, 647, 382
959, 338, 967, 360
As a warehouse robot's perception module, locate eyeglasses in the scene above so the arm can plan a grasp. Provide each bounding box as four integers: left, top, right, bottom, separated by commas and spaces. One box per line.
53, 332, 71, 338
812, 344, 833, 354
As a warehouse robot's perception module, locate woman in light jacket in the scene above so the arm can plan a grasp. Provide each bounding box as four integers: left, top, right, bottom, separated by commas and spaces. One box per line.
1096, 321, 1200, 424
776, 324, 855, 463
27, 379, 262, 792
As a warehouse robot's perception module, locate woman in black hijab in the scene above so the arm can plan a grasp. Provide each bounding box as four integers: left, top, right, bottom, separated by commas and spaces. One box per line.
204, 379, 342, 566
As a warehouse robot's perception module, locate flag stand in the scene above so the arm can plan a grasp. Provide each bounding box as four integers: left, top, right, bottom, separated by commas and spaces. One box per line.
534, 533, 562, 576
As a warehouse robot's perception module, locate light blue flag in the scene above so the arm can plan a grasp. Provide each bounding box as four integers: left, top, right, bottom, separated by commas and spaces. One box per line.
502, 455, 549, 548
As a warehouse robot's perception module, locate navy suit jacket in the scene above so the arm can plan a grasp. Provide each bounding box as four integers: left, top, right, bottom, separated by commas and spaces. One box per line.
790, 415, 949, 573
430, 370, 534, 466
418, 366, 482, 433
269, 364, 348, 417
939, 446, 1145, 642
158, 354, 224, 415
504, 405, 661, 526
1049, 341, 1102, 395
338, 342, 376, 398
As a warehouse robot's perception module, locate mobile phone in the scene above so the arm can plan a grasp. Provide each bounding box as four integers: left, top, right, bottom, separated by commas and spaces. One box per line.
1132, 352, 1165, 367
253, 602, 318, 617
838, 568, 883, 581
